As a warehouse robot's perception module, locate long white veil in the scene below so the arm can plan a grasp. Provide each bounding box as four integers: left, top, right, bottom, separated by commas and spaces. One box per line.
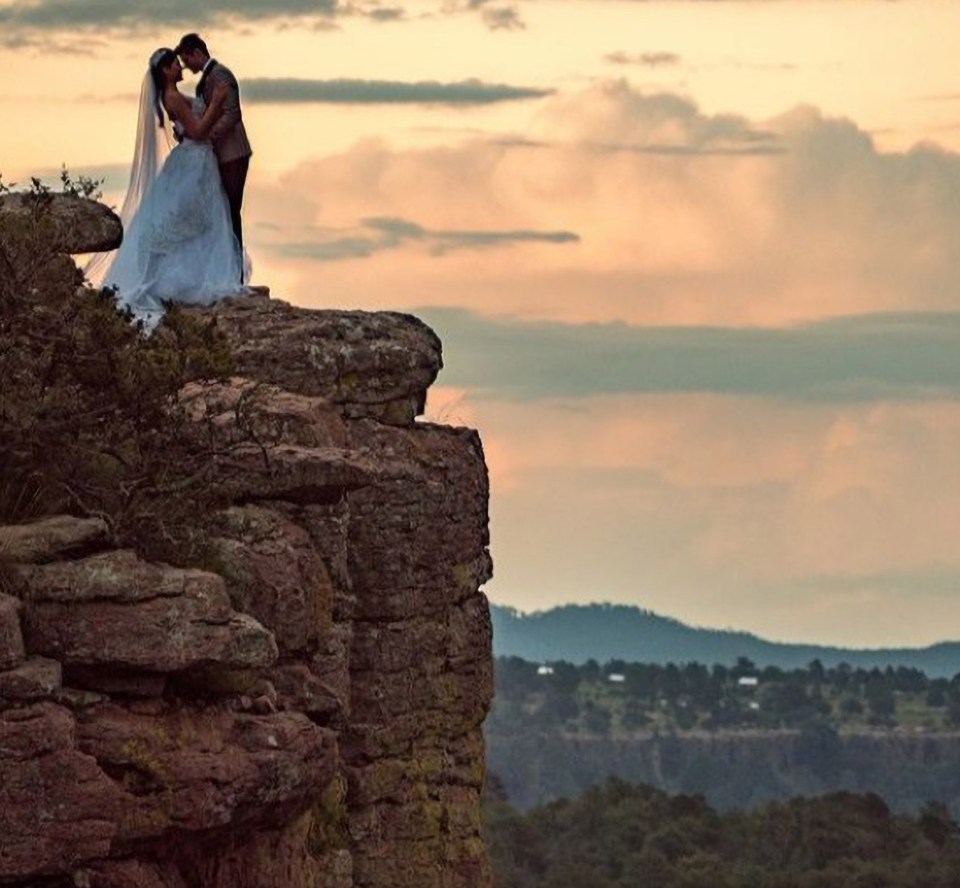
85, 64, 173, 286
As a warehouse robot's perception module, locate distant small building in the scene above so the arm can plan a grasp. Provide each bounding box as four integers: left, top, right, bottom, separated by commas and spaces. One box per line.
537, 665, 555, 676
737, 676, 759, 688
749, 701, 761, 711
607, 673, 626, 683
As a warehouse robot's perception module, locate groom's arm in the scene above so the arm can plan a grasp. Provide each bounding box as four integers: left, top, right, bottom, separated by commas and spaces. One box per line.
207, 67, 242, 145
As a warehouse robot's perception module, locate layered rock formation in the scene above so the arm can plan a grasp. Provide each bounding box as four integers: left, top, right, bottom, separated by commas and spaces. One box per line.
0, 287, 494, 886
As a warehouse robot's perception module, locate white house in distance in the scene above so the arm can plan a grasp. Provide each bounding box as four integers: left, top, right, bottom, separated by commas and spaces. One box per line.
608, 673, 626, 683
737, 676, 761, 711
537, 665, 555, 676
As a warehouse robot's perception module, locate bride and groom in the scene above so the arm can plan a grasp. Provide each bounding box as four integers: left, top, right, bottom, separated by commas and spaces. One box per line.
93, 34, 253, 326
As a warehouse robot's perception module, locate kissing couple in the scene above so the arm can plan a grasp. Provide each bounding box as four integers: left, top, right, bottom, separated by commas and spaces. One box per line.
90, 33, 254, 328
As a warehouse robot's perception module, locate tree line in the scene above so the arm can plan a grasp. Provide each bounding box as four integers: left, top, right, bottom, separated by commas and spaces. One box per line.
490, 655, 960, 734
484, 777, 960, 887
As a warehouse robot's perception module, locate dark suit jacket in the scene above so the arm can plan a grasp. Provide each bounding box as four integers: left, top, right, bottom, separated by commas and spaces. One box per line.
198, 60, 252, 165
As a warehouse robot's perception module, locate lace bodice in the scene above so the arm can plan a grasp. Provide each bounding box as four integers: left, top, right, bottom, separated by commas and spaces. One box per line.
173, 97, 205, 142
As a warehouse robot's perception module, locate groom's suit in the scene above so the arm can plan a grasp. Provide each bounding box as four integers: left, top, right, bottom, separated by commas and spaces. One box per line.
197, 59, 252, 271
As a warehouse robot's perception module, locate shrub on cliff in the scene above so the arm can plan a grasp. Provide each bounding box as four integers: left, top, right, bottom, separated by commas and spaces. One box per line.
0, 174, 234, 561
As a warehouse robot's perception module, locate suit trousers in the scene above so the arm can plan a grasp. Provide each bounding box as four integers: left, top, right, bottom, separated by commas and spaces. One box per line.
218, 156, 250, 282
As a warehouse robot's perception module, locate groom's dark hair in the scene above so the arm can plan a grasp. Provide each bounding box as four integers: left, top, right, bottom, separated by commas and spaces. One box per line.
176, 33, 208, 56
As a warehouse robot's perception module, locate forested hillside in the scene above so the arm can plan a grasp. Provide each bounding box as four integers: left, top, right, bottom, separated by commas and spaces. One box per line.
491, 604, 960, 677
486, 656, 960, 811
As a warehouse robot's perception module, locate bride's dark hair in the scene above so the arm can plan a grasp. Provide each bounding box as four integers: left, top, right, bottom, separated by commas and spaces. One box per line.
149, 48, 178, 128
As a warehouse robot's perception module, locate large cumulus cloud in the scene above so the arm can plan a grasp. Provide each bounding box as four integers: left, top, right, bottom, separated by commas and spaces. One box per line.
254, 81, 960, 329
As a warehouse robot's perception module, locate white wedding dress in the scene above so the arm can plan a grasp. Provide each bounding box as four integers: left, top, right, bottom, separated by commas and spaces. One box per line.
88, 83, 247, 328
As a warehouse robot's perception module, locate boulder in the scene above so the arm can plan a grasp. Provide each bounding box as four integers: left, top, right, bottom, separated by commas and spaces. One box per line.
0, 701, 338, 885
189, 298, 442, 426
211, 505, 334, 655
0, 192, 122, 253
75, 704, 337, 839
0, 703, 131, 880
213, 443, 375, 505
0, 515, 111, 564
0, 656, 61, 701
180, 377, 350, 449
19, 551, 278, 672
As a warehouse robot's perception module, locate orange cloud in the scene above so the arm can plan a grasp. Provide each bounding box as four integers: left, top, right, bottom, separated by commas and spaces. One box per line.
247, 82, 960, 328
473, 392, 960, 645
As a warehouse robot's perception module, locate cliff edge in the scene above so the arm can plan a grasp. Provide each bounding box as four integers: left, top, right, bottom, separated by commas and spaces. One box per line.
0, 197, 494, 888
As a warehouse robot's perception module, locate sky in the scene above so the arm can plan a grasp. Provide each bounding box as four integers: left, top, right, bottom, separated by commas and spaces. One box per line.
3, 0, 960, 647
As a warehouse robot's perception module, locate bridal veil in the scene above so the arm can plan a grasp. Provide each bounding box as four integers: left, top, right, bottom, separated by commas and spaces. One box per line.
84, 58, 173, 286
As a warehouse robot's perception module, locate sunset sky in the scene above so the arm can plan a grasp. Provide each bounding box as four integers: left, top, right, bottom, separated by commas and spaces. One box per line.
4, 0, 960, 647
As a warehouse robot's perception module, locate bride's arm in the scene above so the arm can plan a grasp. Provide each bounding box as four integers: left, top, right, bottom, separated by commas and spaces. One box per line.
198, 84, 229, 135
163, 86, 227, 141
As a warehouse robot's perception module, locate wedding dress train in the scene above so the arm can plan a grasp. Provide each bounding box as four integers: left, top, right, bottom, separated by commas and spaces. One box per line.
104, 136, 242, 321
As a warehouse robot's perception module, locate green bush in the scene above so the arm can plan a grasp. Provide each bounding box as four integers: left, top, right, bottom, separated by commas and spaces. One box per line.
0, 174, 236, 563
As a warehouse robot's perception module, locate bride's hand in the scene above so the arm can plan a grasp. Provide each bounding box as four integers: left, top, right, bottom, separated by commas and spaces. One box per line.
194, 83, 229, 138
163, 89, 219, 142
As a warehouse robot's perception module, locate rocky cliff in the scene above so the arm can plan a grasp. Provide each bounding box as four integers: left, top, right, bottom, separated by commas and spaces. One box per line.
0, 197, 494, 887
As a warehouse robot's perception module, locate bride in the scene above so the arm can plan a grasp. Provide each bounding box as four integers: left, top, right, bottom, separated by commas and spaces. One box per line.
88, 48, 247, 326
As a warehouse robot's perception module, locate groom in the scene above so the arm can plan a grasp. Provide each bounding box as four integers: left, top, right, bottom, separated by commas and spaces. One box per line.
176, 33, 252, 281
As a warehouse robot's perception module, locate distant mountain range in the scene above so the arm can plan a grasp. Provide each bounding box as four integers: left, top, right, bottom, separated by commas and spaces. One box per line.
490, 603, 960, 678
